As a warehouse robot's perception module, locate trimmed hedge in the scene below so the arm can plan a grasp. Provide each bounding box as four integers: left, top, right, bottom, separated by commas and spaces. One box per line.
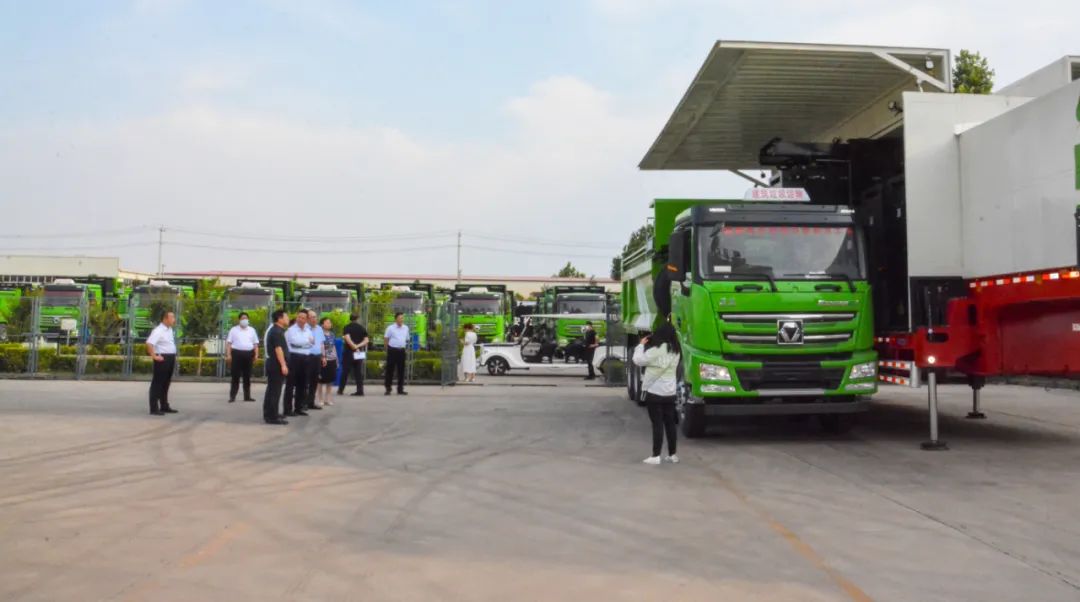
0, 343, 444, 380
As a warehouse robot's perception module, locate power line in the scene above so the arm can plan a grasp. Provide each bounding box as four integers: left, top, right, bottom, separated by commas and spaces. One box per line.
463, 245, 612, 259
466, 231, 620, 249
0, 241, 158, 252
168, 227, 458, 243
164, 241, 459, 255
0, 226, 152, 240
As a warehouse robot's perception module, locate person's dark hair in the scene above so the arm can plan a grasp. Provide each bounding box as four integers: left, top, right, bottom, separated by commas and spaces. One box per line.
394, 312, 404, 319
349, 313, 359, 321
238, 312, 249, 320
646, 322, 681, 355
321, 317, 332, 327
585, 321, 593, 326
463, 323, 474, 330
271, 309, 287, 323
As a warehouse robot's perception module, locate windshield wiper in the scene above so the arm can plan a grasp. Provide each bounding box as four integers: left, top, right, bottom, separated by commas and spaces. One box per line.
732, 272, 778, 292
783, 273, 856, 293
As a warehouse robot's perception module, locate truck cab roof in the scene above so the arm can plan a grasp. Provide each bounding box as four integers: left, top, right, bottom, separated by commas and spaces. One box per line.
674, 202, 856, 227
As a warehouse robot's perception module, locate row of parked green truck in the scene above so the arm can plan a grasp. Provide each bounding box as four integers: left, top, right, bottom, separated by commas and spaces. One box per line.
0, 278, 550, 349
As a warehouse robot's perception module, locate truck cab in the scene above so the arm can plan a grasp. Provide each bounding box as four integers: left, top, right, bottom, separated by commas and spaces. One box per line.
39, 279, 90, 338
223, 282, 275, 332
540, 286, 608, 352
130, 280, 184, 338
625, 193, 878, 436
451, 285, 511, 343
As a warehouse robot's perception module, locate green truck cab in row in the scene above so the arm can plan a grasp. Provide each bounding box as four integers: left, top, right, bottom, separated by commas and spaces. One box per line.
621, 194, 877, 437
538, 286, 608, 351
451, 284, 512, 343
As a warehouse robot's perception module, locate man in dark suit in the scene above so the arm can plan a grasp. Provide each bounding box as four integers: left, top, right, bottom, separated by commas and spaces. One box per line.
263, 309, 290, 425
582, 321, 599, 380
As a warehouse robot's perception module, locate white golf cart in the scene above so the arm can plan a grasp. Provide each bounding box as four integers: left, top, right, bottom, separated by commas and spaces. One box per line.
479, 313, 624, 376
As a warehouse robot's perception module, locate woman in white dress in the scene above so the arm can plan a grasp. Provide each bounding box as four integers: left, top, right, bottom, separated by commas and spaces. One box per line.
460, 323, 478, 382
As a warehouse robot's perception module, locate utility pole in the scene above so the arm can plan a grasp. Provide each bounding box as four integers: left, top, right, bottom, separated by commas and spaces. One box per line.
456, 230, 462, 284
157, 226, 165, 277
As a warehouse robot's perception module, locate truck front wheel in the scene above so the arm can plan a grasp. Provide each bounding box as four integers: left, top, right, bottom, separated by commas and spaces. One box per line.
676, 365, 706, 438
819, 413, 857, 435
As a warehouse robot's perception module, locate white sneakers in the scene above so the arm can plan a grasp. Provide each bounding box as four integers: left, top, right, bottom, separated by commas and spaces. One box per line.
643, 454, 680, 465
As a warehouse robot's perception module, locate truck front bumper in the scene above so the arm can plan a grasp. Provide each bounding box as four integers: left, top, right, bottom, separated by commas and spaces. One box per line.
698, 397, 870, 416
687, 349, 878, 411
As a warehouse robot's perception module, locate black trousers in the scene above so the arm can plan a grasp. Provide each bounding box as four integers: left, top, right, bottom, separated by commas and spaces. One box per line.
645, 393, 677, 456
584, 347, 597, 378
305, 355, 321, 407
339, 355, 365, 394
284, 354, 308, 414
264, 366, 284, 421
384, 348, 406, 392
229, 349, 255, 400
149, 354, 176, 413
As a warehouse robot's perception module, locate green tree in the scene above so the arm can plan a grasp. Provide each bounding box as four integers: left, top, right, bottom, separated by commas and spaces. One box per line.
180, 279, 227, 341
953, 50, 995, 94
611, 224, 652, 280
554, 262, 586, 278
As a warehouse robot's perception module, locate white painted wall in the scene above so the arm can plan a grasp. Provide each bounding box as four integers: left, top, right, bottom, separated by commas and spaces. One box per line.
0, 255, 119, 278
902, 92, 1030, 276
958, 79, 1080, 277
997, 56, 1079, 98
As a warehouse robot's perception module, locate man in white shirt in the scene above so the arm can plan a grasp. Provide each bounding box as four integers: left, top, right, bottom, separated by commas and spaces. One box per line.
146, 311, 178, 416
384, 312, 410, 396
225, 312, 259, 403
283, 310, 314, 416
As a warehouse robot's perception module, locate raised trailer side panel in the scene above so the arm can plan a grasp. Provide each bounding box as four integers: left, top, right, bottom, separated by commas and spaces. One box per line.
958, 79, 1080, 278
902, 92, 1031, 279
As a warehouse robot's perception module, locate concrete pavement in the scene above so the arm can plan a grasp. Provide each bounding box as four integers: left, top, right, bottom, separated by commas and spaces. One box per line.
1, 379, 1078, 601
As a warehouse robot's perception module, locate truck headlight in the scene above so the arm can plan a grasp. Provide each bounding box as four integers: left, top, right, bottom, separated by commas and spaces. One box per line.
849, 362, 877, 380
699, 363, 731, 381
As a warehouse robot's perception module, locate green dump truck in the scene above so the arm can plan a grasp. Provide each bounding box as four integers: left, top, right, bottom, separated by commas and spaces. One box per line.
37, 279, 99, 339
298, 284, 358, 334
222, 282, 276, 335
129, 280, 191, 339
621, 192, 876, 437
538, 286, 609, 354
0, 285, 26, 341
451, 284, 512, 343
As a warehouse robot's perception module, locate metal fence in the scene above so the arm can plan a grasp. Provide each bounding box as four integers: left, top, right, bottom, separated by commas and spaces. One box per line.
602, 304, 628, 386
0, 296, 445, 383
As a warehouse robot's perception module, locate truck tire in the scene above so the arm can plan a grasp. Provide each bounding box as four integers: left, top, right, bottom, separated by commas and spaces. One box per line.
680, 404, 706, 438
486, 356, 509, 376
819, 414, 857, 435
676, 362, 706, 437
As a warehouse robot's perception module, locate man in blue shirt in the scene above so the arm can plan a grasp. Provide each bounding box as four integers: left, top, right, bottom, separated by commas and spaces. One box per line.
384, 312, 410, 395
284, 310, 314, 416
305, 309, 326, 410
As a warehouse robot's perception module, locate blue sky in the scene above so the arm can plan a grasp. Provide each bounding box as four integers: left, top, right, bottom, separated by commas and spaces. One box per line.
1, 0, 1077, 277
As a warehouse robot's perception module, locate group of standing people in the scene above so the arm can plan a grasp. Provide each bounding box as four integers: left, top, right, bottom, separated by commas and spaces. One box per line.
143, 305, 677, 465
143, 309, 411, 426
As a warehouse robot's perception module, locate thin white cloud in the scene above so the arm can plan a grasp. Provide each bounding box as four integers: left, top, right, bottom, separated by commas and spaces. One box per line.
0, 76, 732, 278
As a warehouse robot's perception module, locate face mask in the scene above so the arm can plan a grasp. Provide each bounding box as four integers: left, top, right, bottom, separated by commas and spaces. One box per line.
240, 319, 250, 327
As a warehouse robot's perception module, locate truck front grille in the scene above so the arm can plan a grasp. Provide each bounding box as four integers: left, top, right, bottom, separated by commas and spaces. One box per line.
736, 364, 845, 392
720, 312, 857, 347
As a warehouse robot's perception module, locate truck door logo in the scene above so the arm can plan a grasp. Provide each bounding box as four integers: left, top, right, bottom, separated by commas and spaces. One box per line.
777, 320, 804, 345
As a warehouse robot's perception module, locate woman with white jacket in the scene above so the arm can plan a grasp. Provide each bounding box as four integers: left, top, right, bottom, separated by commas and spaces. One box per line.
632, 322, 682, 465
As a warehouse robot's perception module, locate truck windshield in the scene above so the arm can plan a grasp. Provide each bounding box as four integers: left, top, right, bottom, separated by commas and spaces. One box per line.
457, 297, 501, 314
699, 224, 864, 281
392, 296, 424, 314
556, 296, 605, 314
228, 292, 273, 307
43, 289, 84, 306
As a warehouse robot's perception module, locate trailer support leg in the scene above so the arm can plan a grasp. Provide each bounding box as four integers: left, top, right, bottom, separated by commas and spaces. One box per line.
966, 377, 986, 420
921, 370, 948, 451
